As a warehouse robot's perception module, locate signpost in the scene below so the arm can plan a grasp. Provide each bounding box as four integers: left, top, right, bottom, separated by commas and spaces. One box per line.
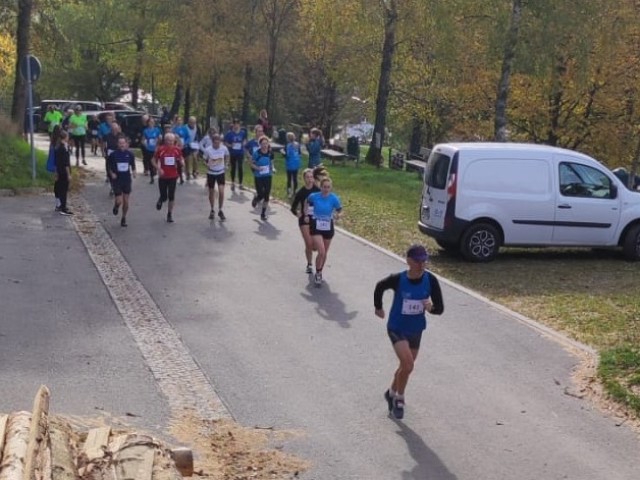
20, 54, 41, 181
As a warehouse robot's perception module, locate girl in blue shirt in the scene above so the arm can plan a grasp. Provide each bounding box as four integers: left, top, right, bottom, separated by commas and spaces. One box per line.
250, 136, 274, 221
285, 132, 302, 197
306, 177, 342, 285
142, 117, 162, 184
307, 128, 324, 168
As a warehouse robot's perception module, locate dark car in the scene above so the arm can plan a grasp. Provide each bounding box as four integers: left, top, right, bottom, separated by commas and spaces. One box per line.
612, 167, 640, 190
119, 113, 159, 147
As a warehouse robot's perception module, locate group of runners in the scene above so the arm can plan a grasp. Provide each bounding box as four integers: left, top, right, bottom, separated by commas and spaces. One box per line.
44, 107, 445, 421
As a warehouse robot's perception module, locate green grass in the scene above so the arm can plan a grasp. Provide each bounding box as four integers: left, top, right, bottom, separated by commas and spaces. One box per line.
268, 152, 640, 418
0, 133, 52, 190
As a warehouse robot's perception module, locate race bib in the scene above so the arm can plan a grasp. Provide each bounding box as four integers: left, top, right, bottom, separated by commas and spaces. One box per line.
401, 299, 424, 315
259, 165, 270, 175
232, 142, 242, 150
91, 130, 98, 135
117, 162, 129, 172
107, 149, 114, 156
165, 156, 175, 166
190, 142, 199, 150
316, 219, 331, 231
208, 157, 223, 166
148, 138, 156, 147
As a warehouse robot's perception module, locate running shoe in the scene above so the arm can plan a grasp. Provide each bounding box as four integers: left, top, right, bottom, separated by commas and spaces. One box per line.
231, 184, 236, 192
113, 204, 119, 216
239, 184, 245, 191
82, 159, 87, 166
261, 212, 268, 221
314, 271, 322, 285
166, 213, 174, 223
59, 209, 74, 216
120, 218, 127, 227
251, 196, 258, 208
305, 264, 313, 274
149, 178, 154, 184
109, 189, 114, 197
208, 210, 215, 220
218, 210, 226, 221
392, 397, 405, 420
179, 177, 184, 185
384, 390, 394, 412
156, 199, 162, 211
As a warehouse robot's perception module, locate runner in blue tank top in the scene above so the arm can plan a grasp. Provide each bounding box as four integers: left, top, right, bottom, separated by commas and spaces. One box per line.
374, 245, 444, 420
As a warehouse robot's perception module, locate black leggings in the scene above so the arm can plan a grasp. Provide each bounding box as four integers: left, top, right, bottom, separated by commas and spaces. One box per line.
142, 149, 156, 176
286, 169, 298, 191
158, 178, 177, 202
230, 154, 244, 184
255, 176, 272, 203
54, 176, 69, 209
72, 135, 86, 161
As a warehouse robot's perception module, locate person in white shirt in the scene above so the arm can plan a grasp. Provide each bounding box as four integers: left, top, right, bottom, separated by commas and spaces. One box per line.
203, 134, 230, 221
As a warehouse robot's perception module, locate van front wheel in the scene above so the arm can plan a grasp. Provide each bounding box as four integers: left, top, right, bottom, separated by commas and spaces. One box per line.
622, 224, 640, 261
461, 223, 500, 262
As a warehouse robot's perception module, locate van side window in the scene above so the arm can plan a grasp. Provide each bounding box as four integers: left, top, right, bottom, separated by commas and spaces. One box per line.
559, 162, 613, 199
427, 153, 450, 189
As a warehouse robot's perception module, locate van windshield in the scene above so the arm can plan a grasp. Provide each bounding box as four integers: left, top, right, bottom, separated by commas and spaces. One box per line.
427, 153, 451, 189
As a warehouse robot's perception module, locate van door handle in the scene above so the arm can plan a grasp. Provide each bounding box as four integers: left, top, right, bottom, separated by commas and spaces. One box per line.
558, 204, 572, 209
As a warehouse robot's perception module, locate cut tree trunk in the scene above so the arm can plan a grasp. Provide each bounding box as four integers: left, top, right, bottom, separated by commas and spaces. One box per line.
49, 419, 79, 480
0, 412, 31, 480
24, 385, 50, 480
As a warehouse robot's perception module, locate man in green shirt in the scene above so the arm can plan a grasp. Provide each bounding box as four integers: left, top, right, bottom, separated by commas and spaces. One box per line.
43, 106, 63, 138
69, 105, 88, 166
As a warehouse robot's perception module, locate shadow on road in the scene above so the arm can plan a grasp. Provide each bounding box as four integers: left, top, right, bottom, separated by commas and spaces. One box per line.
253, 218, 281, 240
393, 419, 458, 480
300, 279, 358, 328
228, 189, 249, 204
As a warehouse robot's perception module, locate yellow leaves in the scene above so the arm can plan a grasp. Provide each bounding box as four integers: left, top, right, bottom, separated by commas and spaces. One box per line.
0, 32, 15, 91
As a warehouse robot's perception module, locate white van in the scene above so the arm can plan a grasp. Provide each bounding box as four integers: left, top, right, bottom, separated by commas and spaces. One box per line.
418, 143, 640, 262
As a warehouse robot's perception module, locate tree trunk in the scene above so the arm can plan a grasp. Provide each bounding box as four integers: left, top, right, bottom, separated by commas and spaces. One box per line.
131, 33, 145, 109
409, 116, 423, 154
169, 79, 184, 120
0, 412, 31, 480
241, 63, 253, 125
494, 0, 522, 142
265, 39, 277, 116
205, 75, 218, 131
365, 0, 398, 166
546, 54, 567, 146
184, 85, 191, 122
10, 0, 33, 123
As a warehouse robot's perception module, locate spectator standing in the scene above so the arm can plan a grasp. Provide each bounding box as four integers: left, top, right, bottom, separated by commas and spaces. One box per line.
285, 131, 302, 197
307, 128, 324, 168
257, 109, 273, 138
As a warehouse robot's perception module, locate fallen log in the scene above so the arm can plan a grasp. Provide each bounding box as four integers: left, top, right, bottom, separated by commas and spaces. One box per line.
49, 418, 79, 480
0, 412, 31, 480
24, 385, 51, 480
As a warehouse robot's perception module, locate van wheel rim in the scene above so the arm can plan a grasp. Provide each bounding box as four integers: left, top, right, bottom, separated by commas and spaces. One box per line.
469, 231, 496, 258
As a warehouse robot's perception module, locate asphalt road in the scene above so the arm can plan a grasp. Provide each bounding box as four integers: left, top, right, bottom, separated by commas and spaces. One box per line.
1, 141, 639, 479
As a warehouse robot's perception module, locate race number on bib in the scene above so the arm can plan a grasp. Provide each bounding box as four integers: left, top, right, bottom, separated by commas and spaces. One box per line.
401, 299, 424, 315
316, 219, 331, 231
232, 142, 242, 150
190, 142, 199, 150
117, 162, 129, 172
91, 130, 98, 135
148, 138, 156, 147
165, 156, 176, 166
258, 165, 270, 175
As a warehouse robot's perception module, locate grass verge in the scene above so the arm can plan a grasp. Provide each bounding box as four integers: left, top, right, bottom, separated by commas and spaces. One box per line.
0, 132, 51, 190
268, 153, 640, 418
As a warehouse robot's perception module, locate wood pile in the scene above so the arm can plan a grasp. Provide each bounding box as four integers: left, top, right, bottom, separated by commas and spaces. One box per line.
0, 386, 192, 480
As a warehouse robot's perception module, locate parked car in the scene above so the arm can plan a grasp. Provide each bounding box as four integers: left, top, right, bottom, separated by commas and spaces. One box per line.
418, 143, 640, 262
120, 113, 159, 147
38, 99, 75, 131
61, 100, 103, 113
103, 102, 136, 111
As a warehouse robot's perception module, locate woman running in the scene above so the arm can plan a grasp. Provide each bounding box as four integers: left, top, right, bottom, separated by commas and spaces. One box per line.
291, 168, 321, 273
306, 177, 342, 285
151, 133, 184, 223
250, 136, 274, 221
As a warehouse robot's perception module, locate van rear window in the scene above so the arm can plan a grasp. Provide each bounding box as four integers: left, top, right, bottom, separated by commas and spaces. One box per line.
427, 153, 451, 189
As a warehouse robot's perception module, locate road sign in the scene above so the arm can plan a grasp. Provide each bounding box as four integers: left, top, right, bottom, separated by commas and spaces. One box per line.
20, 55, 41, 83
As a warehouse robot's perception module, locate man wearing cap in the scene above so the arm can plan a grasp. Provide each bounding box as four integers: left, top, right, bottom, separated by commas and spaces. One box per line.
373, 244, 444, 420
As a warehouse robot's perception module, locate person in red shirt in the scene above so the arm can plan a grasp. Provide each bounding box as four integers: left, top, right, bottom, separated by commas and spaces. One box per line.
151, 133, 184, 223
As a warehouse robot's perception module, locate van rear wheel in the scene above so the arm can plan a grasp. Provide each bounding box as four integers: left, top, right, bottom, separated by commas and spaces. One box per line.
461, 223, 500, 262
622, 224, 640, 261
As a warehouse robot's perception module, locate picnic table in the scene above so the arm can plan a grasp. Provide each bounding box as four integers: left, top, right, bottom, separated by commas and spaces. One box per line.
321, 148, 359, 166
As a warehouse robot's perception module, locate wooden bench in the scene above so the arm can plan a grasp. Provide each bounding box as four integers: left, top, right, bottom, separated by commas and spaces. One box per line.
405, 158, 427, 176
320, 148, 358, 165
